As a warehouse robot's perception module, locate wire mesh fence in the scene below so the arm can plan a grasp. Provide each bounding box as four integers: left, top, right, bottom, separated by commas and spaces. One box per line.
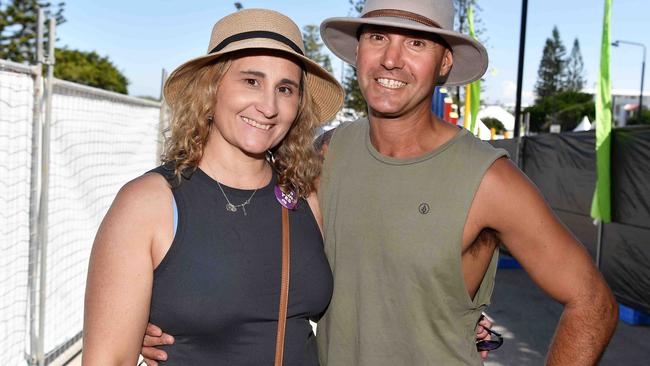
43, 80, 162, 360
0, 61, 37, 366
0, 59, 166, 365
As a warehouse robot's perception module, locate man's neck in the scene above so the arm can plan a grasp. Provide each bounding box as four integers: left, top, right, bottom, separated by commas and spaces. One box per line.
368, 108, 459, 159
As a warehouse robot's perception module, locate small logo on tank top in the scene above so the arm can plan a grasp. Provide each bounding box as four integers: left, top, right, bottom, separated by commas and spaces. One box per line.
419, 203, 430, 214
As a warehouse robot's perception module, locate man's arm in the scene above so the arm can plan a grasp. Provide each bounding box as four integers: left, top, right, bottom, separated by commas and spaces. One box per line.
473, 158, 617, 365
141, 323, 174, 366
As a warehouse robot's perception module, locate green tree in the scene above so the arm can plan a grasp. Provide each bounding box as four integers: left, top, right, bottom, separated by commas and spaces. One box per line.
453, 0, 486, 43
349, 0, 364, 14
626, 108, 649, 125
481, 117, 505, 134
302, 24, 332, 73
343, 67, 367, 116
0, 0, 65, 63
530, 29, 591, 133
0, 1, 129, 94
54, 48, 129, 94
524, 91, 594, 132
342, 0, 367, 115
452, 1, 487, 105
534, 26, 567, 99
564, 38, 586, 91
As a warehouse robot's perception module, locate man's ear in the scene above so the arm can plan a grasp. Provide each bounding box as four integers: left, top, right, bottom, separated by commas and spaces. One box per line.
354, 42, 360, 68
439, 49, 453, 77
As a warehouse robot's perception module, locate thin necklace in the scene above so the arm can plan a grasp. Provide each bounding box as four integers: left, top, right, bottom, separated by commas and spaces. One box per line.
215, 171, 266, 216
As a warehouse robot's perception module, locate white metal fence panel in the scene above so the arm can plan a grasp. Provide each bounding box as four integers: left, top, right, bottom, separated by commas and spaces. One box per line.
42, 80, 161, 358
0, 66, 35, 365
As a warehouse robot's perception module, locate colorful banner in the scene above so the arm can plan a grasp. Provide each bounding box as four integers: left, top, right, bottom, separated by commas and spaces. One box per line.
467, 3, 480, 134
590, 0, 612, 223
464, 84, 471, 129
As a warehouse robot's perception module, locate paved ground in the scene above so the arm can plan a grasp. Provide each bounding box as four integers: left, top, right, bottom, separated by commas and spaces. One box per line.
484, 268, 650, 365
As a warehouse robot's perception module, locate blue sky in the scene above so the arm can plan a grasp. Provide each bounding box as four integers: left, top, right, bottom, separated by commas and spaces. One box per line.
56, 0, 649, 105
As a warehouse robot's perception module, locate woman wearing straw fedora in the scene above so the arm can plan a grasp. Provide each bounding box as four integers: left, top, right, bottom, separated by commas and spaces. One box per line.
83, 9, 343, 365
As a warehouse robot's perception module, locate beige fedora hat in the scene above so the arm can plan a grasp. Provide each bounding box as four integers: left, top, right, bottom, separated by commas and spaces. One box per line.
320, 0, 488, 87
164, 9, 344, 124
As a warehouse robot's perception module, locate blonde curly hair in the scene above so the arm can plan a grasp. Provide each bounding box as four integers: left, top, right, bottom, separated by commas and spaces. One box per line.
162, 53, 320, 198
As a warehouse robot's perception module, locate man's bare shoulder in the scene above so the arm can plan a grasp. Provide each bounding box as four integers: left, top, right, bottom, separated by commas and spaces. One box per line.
314, 129, 336, 156
314, 119, 365, 157
481, 157, 526, 191
472, 157, 549, 230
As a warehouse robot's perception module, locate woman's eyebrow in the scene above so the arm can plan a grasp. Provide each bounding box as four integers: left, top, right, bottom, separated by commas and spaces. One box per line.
240, 70, 299, 88
240, 69, 265, 78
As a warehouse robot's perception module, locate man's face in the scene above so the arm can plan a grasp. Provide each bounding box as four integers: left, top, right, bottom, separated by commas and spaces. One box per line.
356, 25, 453, 119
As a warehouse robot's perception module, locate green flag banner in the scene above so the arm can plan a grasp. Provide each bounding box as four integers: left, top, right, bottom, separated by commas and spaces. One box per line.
468, 3, 480, 134
590, 0, 612, 223
469, 81, 480, 134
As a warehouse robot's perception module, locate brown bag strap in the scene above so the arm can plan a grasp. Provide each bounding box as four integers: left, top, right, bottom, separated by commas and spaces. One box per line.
274, 207, 290, 366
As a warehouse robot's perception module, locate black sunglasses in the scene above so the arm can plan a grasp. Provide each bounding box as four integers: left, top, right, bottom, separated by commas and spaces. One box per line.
476, 326, 504, 351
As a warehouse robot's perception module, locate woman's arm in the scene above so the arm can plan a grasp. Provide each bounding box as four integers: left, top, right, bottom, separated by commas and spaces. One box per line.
83, 174, 172, 365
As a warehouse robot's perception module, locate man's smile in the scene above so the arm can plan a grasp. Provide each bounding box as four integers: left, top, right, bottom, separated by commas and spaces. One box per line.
375, 77, 407, 89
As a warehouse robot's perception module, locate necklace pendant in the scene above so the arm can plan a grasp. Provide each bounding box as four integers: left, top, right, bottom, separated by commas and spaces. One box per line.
225, 203, 237, 212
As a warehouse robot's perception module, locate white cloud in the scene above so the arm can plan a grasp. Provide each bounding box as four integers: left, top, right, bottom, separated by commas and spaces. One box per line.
502, 80, 517, 101
499, 80, 535, 106
522, 90, 535, 105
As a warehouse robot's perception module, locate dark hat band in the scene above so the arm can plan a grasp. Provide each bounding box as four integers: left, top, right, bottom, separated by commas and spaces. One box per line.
362, 9, 442, 29
209, 31, 304, 56
357, 9, 450, 50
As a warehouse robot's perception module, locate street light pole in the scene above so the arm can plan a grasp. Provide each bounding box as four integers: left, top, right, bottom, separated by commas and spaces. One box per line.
640, 46, 646, 117
612, 40, 646, 119
514, 0, 529, 137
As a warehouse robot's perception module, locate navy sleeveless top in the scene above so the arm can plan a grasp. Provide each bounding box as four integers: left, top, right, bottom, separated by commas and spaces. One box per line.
148, 164, 333, 365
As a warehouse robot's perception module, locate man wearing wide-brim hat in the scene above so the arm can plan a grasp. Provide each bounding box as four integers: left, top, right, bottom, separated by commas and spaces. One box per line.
316, 0, 617, 365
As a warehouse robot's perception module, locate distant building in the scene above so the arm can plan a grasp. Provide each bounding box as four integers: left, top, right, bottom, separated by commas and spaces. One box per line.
583, 89, 650, 126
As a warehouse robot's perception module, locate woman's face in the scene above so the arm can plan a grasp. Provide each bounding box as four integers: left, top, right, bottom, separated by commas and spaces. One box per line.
211, 51, 302, 158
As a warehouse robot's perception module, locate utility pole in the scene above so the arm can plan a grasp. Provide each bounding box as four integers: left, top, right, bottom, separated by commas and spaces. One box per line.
612, 40, 646, 119
514, 0, 529, 137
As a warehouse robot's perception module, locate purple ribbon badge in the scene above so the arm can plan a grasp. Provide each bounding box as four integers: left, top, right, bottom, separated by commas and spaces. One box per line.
274, 185, 298, 210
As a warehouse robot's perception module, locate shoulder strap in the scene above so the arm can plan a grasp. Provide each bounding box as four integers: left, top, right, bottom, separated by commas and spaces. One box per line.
274, 207, 290, 366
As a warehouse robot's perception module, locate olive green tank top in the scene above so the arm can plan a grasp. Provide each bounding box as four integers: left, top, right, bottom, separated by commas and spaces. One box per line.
317, 119, 508, 365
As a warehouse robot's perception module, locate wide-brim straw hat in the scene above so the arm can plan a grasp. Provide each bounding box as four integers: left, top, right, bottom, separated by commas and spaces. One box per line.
320, 0, 488, 87
164, 9, 344, 124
